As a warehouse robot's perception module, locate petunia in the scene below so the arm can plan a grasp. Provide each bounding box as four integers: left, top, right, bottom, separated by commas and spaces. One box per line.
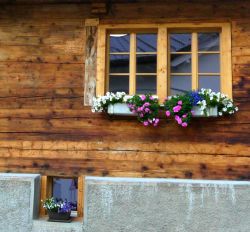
178, 100, 183, 105
181, 122, 188, 127
182, 114, 187, 118
173, 105, 182, 112
143, 121, 149, 126
140, 95, 146, 101
165, 111, 171, 117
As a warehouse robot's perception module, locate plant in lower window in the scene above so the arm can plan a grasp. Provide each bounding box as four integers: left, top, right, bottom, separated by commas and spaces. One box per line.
91, 92, 127, 112
164, 93, 194, 127
42, 197, 72, 222
126, 94, 160, 126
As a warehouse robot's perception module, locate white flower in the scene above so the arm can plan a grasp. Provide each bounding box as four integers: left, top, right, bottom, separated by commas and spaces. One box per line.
235, 107, 239, 111
222, 107, 227, 112
218, 112, 222, 116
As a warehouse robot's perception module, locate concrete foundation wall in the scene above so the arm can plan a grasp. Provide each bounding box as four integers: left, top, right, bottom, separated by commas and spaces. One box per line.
0, 174, 250, 232
0, 173, 40, 232
84, 177, 250, 232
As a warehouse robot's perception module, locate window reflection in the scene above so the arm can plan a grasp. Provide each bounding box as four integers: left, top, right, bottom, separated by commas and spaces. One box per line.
198, 54, 220, 73
170, 33, 191, 52
136, 34, 157, 52
171, 54, 191, 73
170, 75, 192, 95
110, 55, 129, 73
53, 178, 78, 211
109, 75, 129, 93
199, 75, 220, 92
110, 34, 130, 52
136, 54, 157, 73
136, 75, 156, 94
198, 33, 220, 51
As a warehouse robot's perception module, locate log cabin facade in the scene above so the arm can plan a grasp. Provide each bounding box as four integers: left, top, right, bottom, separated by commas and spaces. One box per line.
0, 0, 249, 217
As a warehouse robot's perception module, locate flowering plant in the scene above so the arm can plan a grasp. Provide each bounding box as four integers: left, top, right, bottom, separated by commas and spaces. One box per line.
42, 197, 72, 213
197, 89, 238, 116
126, 94, 160, 126
164, 94, 194, 127
92, 92, 126, 112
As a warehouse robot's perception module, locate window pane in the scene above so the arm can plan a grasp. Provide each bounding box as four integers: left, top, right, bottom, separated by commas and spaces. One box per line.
199, 75, 220, 92
110, 34, 130, 52
198, 33, 220, 51
136, 75, 156, 94
136, 34, 157, 52
198, 54, 220, 73
170, 75, 192, 95
136, 54, 156, 73
53, 178, 78, 211
109, 75, 129, 93
171, 54, 191, 73
170, 33, 191, 52
110, 55, 129, 73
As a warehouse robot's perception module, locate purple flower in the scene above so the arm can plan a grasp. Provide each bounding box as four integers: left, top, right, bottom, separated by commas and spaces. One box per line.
143, 121, 149, 126
144, 102, 150, 107
140, 95, 146, 101
145, 108, 150, 113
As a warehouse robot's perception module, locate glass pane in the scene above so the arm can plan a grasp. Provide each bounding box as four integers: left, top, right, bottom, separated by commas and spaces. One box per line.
110, 34, 130, 52
136, 34, 157, 52
198, 54, 220, 73
198, 33, 220, 51
136, 54, 156, 73
110, 55, 129, 73
170, 33, 191, 52
170, 75, 192, 95
171, 54, 191, 73
53, 178, 78, 211
136, 75, 156, 94
199, 75, 220, 92
109, 75, 129, 93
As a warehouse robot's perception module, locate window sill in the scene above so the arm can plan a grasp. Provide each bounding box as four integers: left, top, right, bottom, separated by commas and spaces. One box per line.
33, 217, 83, 231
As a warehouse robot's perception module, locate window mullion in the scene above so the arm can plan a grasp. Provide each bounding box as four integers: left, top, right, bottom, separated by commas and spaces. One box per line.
157, 26, 167, 102
191, 32, 198, 90
129, 33, 136, 95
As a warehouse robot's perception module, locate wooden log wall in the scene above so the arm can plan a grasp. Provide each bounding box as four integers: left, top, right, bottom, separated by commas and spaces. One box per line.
0, 1, 249, 180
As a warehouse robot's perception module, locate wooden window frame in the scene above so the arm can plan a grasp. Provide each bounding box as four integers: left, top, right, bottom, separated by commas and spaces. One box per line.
96, 23, 232, 102
40, 176, 84, 218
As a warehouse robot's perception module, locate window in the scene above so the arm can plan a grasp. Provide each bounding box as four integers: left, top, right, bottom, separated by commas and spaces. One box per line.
40, 176, 83, 217
97, 23, 232, 102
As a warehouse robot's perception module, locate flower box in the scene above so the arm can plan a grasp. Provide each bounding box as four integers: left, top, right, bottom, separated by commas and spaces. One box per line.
107, 103, 135, 116
48, 211, 71, 223
192, 106, 218, 117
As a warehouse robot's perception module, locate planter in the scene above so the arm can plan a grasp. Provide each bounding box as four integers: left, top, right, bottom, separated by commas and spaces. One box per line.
192, 106, 218, 117
107, 103, 135, 116
48, 211, 71, 223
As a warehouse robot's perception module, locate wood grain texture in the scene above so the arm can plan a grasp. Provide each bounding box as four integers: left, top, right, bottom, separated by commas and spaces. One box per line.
0, 1, 249, 181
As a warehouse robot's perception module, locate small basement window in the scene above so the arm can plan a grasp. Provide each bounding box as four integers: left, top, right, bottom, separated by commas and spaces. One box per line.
40, 176, 83, 218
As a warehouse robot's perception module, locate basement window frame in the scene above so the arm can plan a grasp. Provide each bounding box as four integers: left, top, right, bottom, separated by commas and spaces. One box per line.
96, 23, 232, 102
40, 176, 84, 218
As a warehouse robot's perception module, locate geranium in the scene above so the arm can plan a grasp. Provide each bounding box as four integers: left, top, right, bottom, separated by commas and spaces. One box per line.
163, 93, 193, 127
92, 92, 126, 112
126, 94, 160, 126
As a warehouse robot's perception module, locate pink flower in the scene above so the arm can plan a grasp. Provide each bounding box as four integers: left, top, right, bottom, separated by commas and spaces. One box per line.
145, 108, 150, 113
149, 96, 154, 100
181, 122, 188, 127
144, 102, 150, 107
175, 115, 182, 124
191, 110, 195, 116
140, 95, 146, 101
139, 113, 144, 118
165, 111, 171, 117
143, 121, 149, 126
182, 114, 187, 118
178, 100, 183, 105
173, 105, 182, 113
